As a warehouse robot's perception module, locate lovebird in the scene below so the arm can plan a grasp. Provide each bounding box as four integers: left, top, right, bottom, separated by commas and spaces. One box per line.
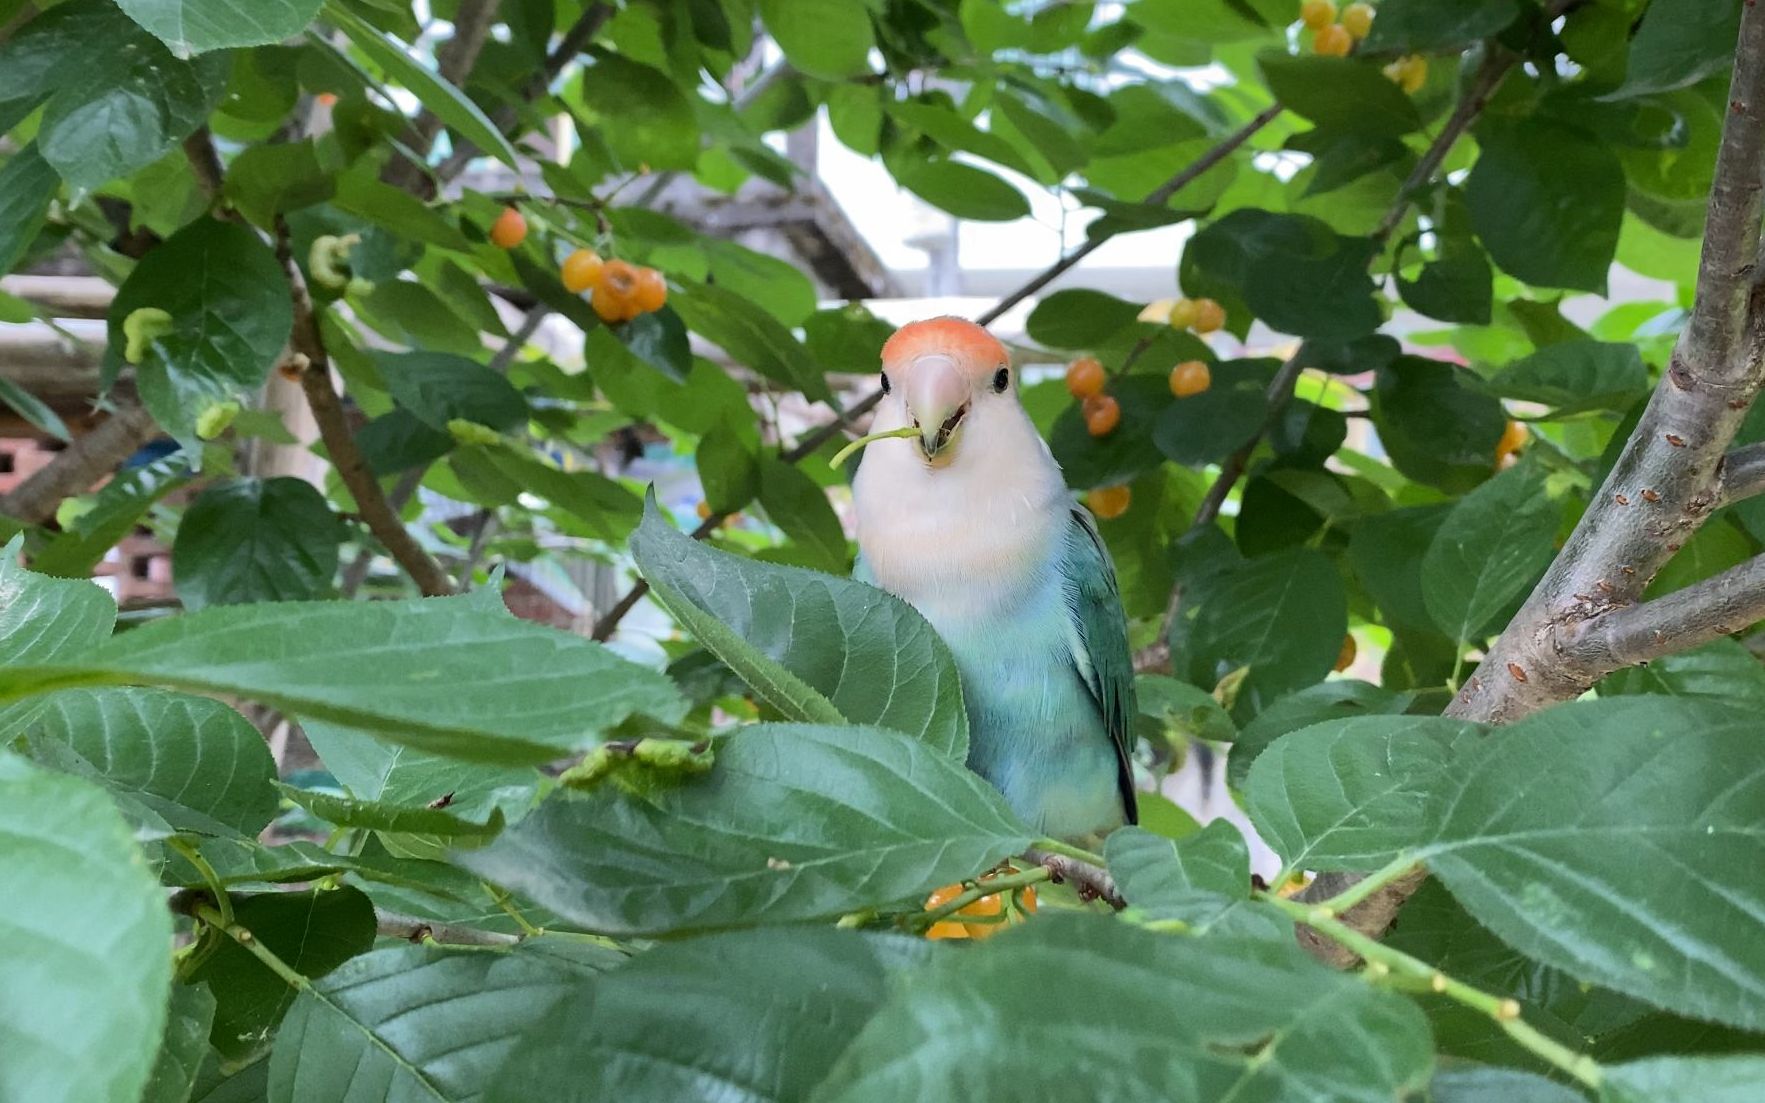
851, 317, 1138, 843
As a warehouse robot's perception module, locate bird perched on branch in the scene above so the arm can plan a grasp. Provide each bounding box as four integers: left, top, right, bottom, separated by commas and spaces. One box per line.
850, 317, 1137, 844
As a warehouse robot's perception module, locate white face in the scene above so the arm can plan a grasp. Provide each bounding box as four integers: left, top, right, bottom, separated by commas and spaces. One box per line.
876, 350, 1016, 467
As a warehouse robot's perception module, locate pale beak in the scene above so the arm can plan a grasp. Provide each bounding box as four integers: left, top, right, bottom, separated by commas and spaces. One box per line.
903, 354, 969, 458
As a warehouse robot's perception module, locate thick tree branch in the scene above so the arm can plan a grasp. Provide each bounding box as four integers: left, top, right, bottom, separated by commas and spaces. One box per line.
0, 405, 157, 525
1572, 551, 1765, 670
274, 220, 456, 597
1026, 849, 1126, 909
588, 108, 1283, 641
1716, 440, 1765, 507
1450, 1, 1765, 725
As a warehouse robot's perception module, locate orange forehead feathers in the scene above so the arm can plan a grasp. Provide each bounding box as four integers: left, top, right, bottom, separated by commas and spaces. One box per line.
881, 317, 1009, 373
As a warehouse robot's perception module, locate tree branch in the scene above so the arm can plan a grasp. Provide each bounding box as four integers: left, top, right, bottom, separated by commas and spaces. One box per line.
0, 404, 157, 525
274, 220, 456, 597
382, 0, 504, 195
1025, 848, 1126, 909
1450, 0, 1765, 725
1572, 551, 1765, 670
587, 107, 1284, 641
376, 910, 519, 946
1716, 440, 1765, 507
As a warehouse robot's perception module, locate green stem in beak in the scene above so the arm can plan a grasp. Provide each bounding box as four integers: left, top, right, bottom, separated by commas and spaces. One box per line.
829, 425, 920, 468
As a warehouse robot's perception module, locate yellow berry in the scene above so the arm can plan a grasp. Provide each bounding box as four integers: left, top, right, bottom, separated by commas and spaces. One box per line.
1496, 419, 1528, 461
1192, 298, 1227, 334
1166, 298, 1200, 329
1065, 357, 1106, 399
1169, 360, 1211, 398
1400, 55, 1428, 93
489, 207, 527, 249
1341, 2, 1374, 39
1087, 485, 1131, 520
1300, 0, 1337, 31
1314, 22, 1353, 56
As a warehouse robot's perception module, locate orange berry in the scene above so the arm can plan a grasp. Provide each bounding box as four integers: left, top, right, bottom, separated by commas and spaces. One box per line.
1341, 2, 1374, 38
1082, 393, 1121, 437
1496, 419, 1528, 461
1087, 485, 1131, 520
1166, 298, 1200, 330
592, 260, 642, 323
1314, 22, 1352, 56
923, 882, 970, 939
489, 207, 527, 249
1018, 884, 1038, 914
633, 266, 667, 313
1169, 360, 1211, 398
1335, 635, 1357, 673
695, 501, 711, 520
1191, 298, 1227, 334
1300, 0, 1337, 30
561, 249, 604, 294
1065, 356, 1105, 399
316, 92, 338, 107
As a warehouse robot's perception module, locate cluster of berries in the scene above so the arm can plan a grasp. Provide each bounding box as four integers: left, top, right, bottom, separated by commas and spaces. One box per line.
1301, 1, 1427, 91
922, 870, 1038, 940
489, 207, 667, 324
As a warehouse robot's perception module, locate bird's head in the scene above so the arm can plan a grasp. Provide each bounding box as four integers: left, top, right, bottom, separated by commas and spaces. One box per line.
878, 316, 1013, 465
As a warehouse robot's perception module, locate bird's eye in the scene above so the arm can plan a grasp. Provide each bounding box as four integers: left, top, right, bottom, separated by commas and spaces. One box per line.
992, 367, 1010, 393
880, 371, 891, 395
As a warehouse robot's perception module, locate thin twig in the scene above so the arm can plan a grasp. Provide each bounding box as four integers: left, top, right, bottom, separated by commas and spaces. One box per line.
382, 0, 505, 196
1716, 441, 1765, 508
275, 219, 456, 597
376, 910, 520, 946
1025, 848, 1126, 909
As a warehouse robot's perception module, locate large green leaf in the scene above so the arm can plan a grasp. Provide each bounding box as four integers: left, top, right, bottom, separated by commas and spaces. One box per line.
487, 929, 923, 1103
1153, 359, 1276, 466
277, 783, 505, 839
1599, 638, 1765, 702
0, 0, 229, 189
814, 915, 1433, 1101
142, 983, 217, 1103
375, 351, 529, 433
1601, 1055, 1765, 1103
757, 457, 850, 571
107, 219, 294, 441
1247, 715, 1483, 873
1182, 209, 1380, 339
172, 478, 343, 609
668, 281, 831, 402
1466, 118, 1624, 293
0, 141, 57, 275
1370, 356, 1507, 493
1106, 821, 1281, 935
578, 54, 700, 171
1611, 0, 1743, 98
1416, 698, 1765, 1031
1180, 547, 1348, 714
117, 0, 323, 54
188, 888, 377, 1062
268, 945, 586, 1102
1485, 341, 1650, 415
0, 536, 116, 737
0, 585, 685, 765
0, 754, 172, 1103
758, 0, 874, 80
630, 499, 968, 757
1432, 1067, 1584, 1103
25, 688, 278, 838
458, 724, 1031, 937
1025, 289, 1143, 349
326, 4, 520, 169
1422, 461, 1559, 644
31, 456, 193, 578
1228, 680, 1415, 789
891, 157, 1031, 222
1258, 53, 1422, 137
1362, 0, 1521, 52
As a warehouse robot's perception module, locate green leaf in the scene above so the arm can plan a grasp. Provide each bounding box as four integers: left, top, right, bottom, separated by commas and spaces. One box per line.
487, 928, 920, 1103
891, 158, 1031, 222
1025, 289, 1143, 349
0, 0, 229, 189
1348, 504, 1451, 634
0, 374, 70, 442
1135, 674, 1236, 747
458, 724, 1031, 937
1247, 715, 1483, 872
32, 457, 191, 578
1466, 118, 1624, 293
1153, 359, 1275, 466
1370, 356, 1507, 493
277, 782, 505, 839
107, 219, 294, 440
1611, 0, 1743, 98
630, 498, 969, 758
1229, 680, 1415, 789
142, 983, 217, 1103
188, 888, 376, 1062
1432, 1067, 1585, 1103
1180, 548, 1348, 715
477, 446, 644, 543
1397, 250, 1494, 325
1601, 1055, 1765, 1103
326, 3, 520, 170
117, 0, 323, 54
697, 420, 759, 514
757, 457, 850, 571
578, 54, 700, 171
172, 478, 342, 609
1362, 0, 1521, 52
669, 281, 831, 402
1106, 821, 1279, 934
0, 141, 57, 275
1486, 340, 1649, 414
1258, 53, 1423, 137
220, 140, 336, 228
268, 945, 587, 1101
815, 914, 1433, 1102
1182, 209, 1380, 339
0, 536, 116, 737
1416, 697, 1765, 1032
25, 688, 278, 838
758, 0, 874, 80
375, 351, 529, 432
1600, 638, 1765, 702
1422, 461, 1559, 643
0, 753, 172, 1103
0, 587, 685, 765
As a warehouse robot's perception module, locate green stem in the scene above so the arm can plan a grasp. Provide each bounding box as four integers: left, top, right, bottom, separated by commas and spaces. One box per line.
1313, 854, 1420, 915
169, 837, 233, 929
910, 867, 1051, 931
829, 426, 918, 468
1031, 838, 1106, 866
1259, 894, 1602, 1089
483, 882, 543, 937
191, 903, 309, 991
